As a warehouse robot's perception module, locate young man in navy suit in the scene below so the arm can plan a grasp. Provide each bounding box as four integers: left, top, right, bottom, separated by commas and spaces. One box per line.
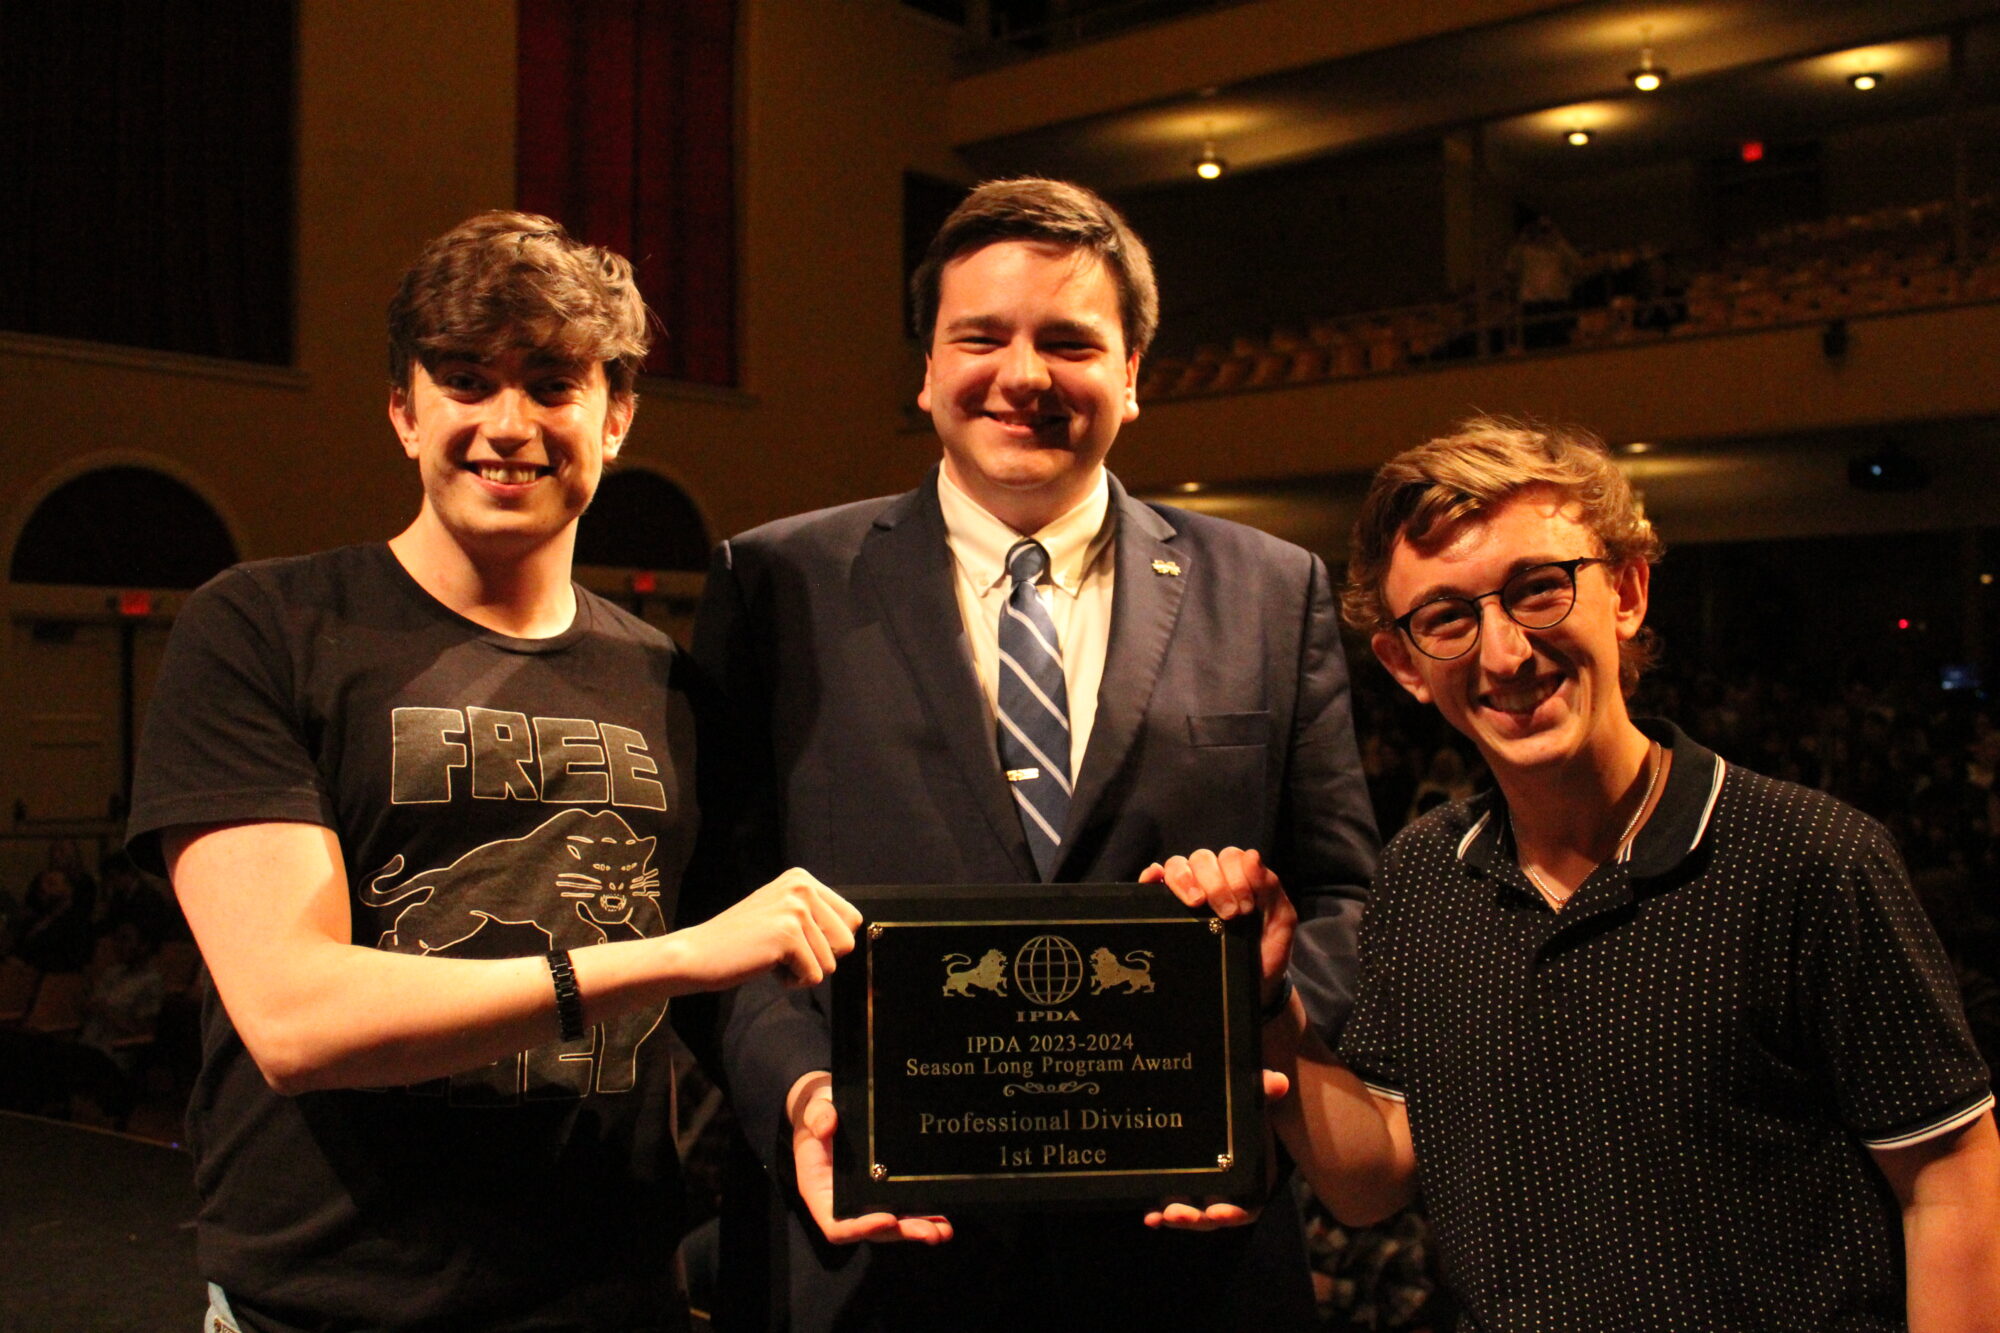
683, 179, 1378, 1331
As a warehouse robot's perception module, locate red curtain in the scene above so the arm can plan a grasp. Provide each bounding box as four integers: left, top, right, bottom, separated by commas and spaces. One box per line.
518, 0, 737, 387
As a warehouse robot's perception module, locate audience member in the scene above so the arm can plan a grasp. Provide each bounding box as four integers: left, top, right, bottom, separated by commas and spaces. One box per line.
1505, 215, 1582, 349
11, 869, 95, 974
67, 915, 169, 1123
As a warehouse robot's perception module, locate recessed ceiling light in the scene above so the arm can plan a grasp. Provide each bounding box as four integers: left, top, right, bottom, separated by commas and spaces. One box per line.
1631, 68, 1664, 92
1178, 481, 1204, 493
1848, 71, 1881, 91
1622, 441, 1653, 455
1567, 128, 1594, 147
1193, 124, 1226, 180
1628, 33, 1668, 93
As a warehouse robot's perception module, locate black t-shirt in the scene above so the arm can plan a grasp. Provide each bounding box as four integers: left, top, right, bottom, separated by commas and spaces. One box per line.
128, 544, 697, 1332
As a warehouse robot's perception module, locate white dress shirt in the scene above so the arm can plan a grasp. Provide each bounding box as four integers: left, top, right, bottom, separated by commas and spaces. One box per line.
937, 466, 1116, 782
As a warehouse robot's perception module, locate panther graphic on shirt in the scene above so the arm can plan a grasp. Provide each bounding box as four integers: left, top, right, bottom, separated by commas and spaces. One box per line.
362, 808, 666, 1102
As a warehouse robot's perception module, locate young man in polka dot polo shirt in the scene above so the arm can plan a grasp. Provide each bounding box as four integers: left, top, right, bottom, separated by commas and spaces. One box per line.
1247, 417, 1999, 1329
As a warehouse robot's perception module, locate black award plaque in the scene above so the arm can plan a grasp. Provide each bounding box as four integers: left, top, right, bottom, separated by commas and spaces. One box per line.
831, 883, 1264, 1214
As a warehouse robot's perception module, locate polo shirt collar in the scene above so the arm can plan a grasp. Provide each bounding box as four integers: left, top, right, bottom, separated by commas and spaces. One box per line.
937, 465, 1113, 597
1456, 718, 1727, 881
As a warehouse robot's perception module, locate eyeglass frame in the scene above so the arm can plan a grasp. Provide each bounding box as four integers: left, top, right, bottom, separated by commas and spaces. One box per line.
1388, 556, 1613, 662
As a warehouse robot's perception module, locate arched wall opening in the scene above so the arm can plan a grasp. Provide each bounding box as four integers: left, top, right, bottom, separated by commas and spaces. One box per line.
5, 465, 239, 847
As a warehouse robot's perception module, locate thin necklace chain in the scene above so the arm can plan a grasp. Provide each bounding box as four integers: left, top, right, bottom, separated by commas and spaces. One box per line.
1518, 739, 1663, 912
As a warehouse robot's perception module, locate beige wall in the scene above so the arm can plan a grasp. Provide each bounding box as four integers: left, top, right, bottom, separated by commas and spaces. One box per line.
0, 0, 971, 577
4, 0, 1999, 844
0, 0, 968, 843
2, 0, 524, 568
11, 0, 1994, 578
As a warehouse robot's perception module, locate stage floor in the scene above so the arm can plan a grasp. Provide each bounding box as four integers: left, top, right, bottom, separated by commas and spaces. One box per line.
1, 1110, 203, 1330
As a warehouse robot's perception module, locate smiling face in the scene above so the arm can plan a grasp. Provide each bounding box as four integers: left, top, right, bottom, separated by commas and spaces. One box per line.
1371, 486, 1650, 782
389, 349, 633, 557
919, 239, 1139, 533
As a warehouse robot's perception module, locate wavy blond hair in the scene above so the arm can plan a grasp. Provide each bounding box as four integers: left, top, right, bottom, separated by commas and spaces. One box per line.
1344, 416, 1664, 693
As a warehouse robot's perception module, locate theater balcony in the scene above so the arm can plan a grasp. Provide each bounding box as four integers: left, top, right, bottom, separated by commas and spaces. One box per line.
907, 0, 2000, 548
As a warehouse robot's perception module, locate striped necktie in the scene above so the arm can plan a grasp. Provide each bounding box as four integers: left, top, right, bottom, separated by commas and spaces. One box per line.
997, 539, 1071, 880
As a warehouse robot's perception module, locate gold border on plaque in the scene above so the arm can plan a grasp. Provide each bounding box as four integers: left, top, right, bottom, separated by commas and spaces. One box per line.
864, 917, 1240, 1184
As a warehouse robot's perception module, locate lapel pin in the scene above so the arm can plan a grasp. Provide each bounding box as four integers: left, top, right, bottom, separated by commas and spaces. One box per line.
1151, 559, 1182, 577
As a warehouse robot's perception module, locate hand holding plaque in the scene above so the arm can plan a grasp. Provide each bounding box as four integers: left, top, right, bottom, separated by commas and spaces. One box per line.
788, 1073, 954, 1245
1144, 846, 1296, 1008
1141, 848, 1296, 1231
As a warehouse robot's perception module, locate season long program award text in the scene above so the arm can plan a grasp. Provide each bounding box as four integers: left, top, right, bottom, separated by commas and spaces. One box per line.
831, 884, 1264, 1213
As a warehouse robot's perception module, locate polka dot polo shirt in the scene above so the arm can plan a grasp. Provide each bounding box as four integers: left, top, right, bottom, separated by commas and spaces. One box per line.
1341, 719, 1993, 1332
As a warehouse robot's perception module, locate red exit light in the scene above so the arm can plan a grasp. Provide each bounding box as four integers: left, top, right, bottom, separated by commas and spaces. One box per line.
1740, 140, 1765, 163
117, 590, 153, 618
629, 571, 658, 595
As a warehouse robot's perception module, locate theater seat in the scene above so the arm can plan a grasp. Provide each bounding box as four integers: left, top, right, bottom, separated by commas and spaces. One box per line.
1245, 349, 1294, 388
1285, 345, 1329, 383
22, 971, 86, 1035
0, 958, 39, 1024
1206, 355, 1254, 392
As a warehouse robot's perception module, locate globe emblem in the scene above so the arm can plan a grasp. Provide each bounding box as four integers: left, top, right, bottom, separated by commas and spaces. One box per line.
1013, 934, 1084, 1007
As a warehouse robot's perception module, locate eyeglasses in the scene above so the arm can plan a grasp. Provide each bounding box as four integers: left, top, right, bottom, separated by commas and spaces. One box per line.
1390, 557, 1609, 661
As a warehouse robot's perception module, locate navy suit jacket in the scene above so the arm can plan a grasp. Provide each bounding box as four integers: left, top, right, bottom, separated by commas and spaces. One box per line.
678, 469, 1377, 1331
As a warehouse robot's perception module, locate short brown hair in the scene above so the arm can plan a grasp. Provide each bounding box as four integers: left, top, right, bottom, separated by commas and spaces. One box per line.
1344, 416, 1665, 691
910, 178, 1159, 359
388, 210, 651, 400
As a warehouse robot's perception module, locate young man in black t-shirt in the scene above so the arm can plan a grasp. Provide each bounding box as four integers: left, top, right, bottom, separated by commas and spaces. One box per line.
1235, 418, 2000, 1330
128, 212, 860, 1333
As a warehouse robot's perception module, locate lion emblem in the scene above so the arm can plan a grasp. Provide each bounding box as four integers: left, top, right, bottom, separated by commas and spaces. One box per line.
941, 949, 1010, 998
1089, 947, 1155, 994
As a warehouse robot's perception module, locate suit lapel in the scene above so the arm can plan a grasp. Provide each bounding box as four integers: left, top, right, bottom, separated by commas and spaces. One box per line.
1059, 478, 1185, 876
856, 473, 1037, 878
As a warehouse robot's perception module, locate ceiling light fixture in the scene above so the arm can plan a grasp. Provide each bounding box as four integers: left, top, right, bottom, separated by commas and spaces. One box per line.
1567, 127, 1594, 147
1193, 119, 1227, 180
1848, 71, 1881, 91
1628, 28, 1668, 92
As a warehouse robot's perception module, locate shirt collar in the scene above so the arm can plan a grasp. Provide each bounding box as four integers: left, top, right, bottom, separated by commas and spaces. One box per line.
937, 465, 1113, 596
1458, 718, 1726, 880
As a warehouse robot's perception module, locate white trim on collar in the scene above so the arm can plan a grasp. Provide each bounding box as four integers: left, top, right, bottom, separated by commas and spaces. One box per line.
1456, 809, 1493, 862
1453, 748, 1726, 871
1689, 758, 1727, 854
